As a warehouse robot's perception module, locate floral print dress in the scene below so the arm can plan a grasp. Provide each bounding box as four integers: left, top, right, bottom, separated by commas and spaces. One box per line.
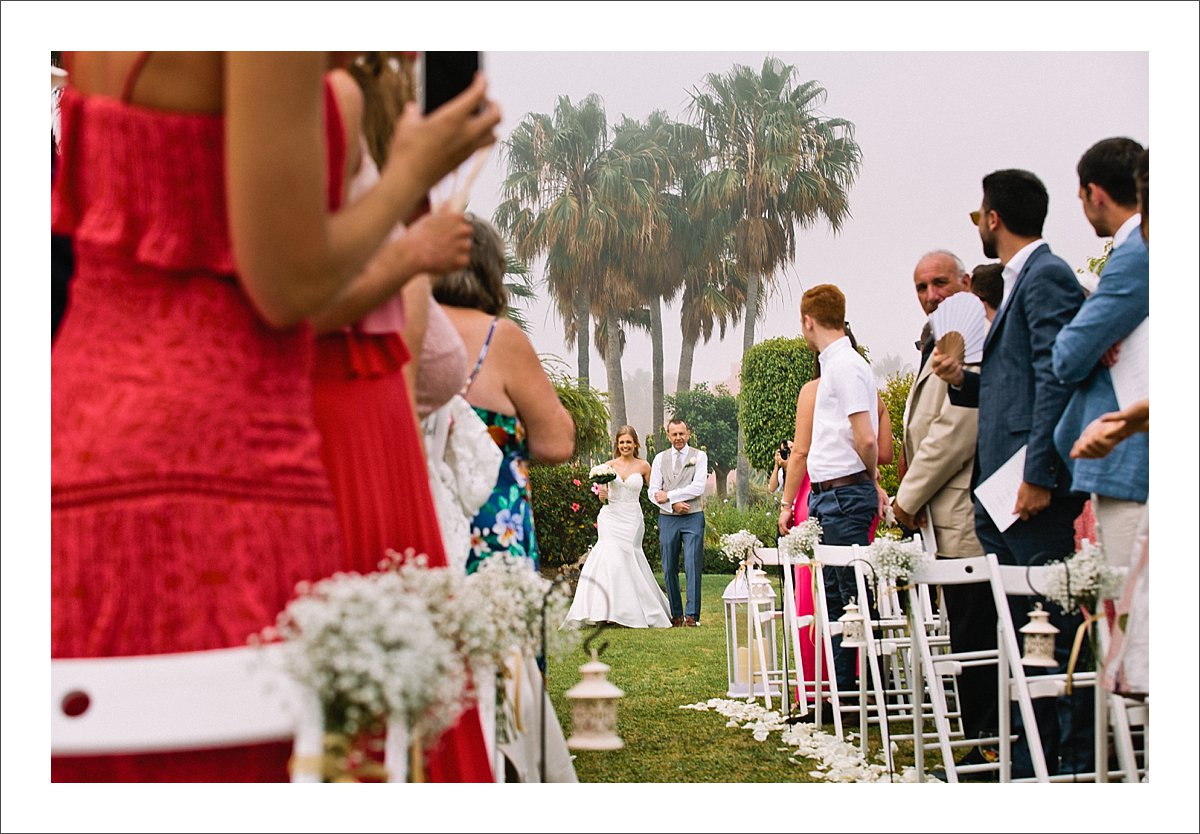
466, 409, 539, 574
462, 318, 539, 574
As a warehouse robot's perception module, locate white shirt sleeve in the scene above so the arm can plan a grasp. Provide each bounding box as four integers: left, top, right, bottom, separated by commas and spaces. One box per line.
832, 362, 873, 418
668, 449, 708, 503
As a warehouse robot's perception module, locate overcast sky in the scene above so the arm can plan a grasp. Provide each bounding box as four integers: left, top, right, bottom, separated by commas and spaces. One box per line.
468, 50, 1149, 387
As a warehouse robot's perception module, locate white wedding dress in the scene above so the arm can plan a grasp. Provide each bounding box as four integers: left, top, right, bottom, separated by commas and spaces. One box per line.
564, 472, 673, 628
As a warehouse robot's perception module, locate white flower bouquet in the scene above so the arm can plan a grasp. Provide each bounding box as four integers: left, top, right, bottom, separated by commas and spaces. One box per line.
1039, 539, 1126, 615
465, 552, 578, 663
588, 463, 618, 485
779, 518, 823, 561
266, 566, 468, 741
866, 537, 930, 587
719, 529, 764, 566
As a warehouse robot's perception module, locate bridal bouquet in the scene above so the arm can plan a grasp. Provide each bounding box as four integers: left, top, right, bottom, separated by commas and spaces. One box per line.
866, 537, 930, 587
779, 518, 823, 561
588, 463, 618, 485
265, 565, 468, 741
719, 529, 763, 566
1039, 539, 1126, 615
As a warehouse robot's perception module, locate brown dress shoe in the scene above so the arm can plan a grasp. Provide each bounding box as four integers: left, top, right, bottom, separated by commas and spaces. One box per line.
671, 616, 684, 627
684, 616, 698, 627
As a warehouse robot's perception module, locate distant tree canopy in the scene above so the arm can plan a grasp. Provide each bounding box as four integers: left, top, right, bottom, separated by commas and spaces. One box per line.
665, 383, 739, 498
738, 337, 816, 471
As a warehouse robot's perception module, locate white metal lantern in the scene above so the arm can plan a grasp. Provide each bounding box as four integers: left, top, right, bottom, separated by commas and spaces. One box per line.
566, 650, 624, 750
1019, 603, 1059, 668
838, 597, 867, 648
722, 565, 781, 703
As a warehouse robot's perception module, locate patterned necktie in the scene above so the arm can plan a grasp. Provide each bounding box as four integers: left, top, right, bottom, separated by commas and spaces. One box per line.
672, 449, 682, 480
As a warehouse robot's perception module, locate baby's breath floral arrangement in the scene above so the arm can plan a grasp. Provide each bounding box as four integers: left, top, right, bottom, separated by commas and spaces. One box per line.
1039, 539, 1126, 615
465, 551, 578, 662
719, 529, 764, 566
779, 518, 823, 561
866, 537, 930, 587
264, 565, 467, 742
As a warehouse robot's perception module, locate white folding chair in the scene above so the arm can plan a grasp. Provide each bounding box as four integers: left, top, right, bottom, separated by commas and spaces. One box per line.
811, 542, 907, 767
51, 645, 415, 783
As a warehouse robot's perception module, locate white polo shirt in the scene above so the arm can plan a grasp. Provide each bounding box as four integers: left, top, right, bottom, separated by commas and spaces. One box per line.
808, 336, 878, 483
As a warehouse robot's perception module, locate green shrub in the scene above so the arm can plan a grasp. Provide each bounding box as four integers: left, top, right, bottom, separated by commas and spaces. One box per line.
702, 496, 781, 574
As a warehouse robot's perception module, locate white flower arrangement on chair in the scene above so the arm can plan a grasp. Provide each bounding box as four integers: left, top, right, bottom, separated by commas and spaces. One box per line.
719, 529, 764, 566
866, 536, 930, 587
778, 518, 823, 561
1038, 539, 1127, 615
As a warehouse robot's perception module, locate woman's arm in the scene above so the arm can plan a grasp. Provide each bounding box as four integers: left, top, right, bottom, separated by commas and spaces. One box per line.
225, 55, 498, 327
876, 393, 895, 467
498, 320, 575, 463
778, 381, 816, 534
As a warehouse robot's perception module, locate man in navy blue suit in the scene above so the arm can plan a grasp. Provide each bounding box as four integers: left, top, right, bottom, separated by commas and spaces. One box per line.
931, 169, 1089, 778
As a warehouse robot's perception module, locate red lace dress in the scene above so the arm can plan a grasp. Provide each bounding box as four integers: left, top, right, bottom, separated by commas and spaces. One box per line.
50, 76, 347, 781
311, 132, 493, 782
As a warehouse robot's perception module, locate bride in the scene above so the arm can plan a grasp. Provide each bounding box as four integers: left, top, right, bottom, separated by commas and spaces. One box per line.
564, 426, 673, 629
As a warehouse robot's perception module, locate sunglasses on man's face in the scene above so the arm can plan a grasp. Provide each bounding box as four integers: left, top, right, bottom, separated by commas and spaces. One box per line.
970, 210, 981, 225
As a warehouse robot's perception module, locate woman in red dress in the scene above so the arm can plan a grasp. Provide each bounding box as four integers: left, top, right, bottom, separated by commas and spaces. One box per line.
51, 52, 498, 781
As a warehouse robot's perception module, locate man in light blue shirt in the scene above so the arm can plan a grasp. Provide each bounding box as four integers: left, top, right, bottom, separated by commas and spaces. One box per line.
1053, 137, 1149, 571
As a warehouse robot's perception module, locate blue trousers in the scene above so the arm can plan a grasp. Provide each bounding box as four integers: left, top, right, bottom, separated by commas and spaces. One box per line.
975, 491, 1094, 778
809, 481, 877, 694
659, 511, 704, 620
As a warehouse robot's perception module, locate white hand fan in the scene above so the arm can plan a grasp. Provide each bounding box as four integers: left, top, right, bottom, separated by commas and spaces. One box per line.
929, 292, 987, 363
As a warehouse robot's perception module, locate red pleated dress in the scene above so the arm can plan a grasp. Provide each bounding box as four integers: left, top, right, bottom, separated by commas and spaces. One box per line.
50, 68, 347, 781
309, 121, 493, 782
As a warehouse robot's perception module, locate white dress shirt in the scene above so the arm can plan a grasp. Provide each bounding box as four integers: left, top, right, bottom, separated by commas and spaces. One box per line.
648, 446, 708, 513
997, 238, 1045, 317
808, 336, 878, 483
1112, 213, 1141, 249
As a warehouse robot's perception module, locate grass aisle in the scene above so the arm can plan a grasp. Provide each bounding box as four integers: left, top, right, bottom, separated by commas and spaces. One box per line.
546, 572, 830, 783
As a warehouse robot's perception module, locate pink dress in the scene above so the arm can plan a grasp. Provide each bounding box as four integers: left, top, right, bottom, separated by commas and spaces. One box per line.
51, 64, 346, 781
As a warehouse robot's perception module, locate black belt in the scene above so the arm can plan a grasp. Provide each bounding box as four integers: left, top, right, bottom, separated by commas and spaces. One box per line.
810, 470, 871, 495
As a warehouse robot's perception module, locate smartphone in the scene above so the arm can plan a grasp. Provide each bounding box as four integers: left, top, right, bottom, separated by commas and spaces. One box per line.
422, 51, 480, 114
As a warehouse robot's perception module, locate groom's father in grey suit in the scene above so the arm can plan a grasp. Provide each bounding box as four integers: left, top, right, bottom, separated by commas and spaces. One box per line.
650, 418, 708, 627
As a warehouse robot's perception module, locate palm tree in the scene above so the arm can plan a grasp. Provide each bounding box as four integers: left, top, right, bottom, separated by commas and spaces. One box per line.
689, 57, 862, 507
502, 253, 537, 333
494, 95, 612, 389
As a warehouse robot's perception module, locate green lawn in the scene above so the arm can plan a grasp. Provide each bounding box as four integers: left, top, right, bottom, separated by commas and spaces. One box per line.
545, 572, 914, 783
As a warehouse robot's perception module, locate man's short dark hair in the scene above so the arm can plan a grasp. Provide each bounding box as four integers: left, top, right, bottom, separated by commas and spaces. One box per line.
981, 169, 1048, 238
667, 416, 688, 430
970, 263, 1004, 311
1077, 137, 1144, 208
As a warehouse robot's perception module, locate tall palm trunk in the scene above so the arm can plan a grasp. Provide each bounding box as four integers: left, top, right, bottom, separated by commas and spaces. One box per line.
649, 297, 665, 435
677, 327, 697, 395
605, 313, 627, 432
574, 285, 590, 389
735, 271, 761, 509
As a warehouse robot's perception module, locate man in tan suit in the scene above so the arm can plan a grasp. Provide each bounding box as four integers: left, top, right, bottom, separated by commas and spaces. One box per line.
893, 250, 997, 769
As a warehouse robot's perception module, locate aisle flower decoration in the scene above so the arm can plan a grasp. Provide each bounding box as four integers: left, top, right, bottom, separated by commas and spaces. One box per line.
866, 536, 930, 587
465, 551, 578, 663
779, 518, 823, 561
588, 462, 617, 485
719, 529, 763, 566
1039, 539, 1126, 615
265, 565, 467, 746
